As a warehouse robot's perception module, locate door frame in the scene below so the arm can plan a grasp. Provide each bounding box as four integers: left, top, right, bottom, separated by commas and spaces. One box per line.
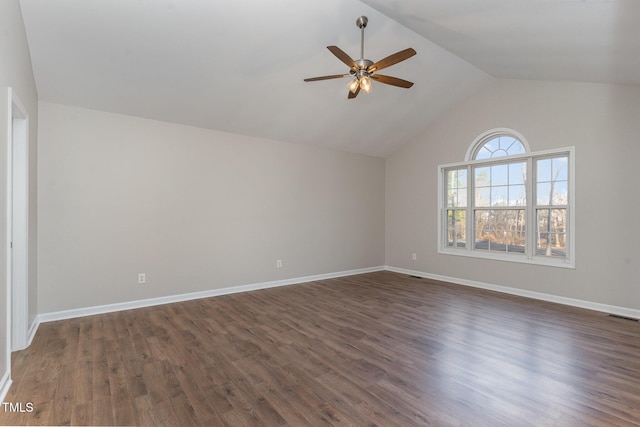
7, 87, 29, 351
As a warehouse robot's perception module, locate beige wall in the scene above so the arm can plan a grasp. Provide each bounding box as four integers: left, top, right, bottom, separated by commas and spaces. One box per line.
386, 79, 640, 310
37, 102, 385, 313
37, 80, 640, 315
0, 0, 38, 388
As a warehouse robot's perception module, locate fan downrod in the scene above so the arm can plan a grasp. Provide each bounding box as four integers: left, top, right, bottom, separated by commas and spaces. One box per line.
356, 16, 368, 60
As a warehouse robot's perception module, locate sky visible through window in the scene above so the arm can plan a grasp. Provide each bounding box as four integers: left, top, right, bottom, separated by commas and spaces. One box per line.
474, 136, 525, 160
473, 137, 569, 208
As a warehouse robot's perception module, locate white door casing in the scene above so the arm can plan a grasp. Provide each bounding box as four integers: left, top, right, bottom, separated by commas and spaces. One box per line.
7, 88, 29, 351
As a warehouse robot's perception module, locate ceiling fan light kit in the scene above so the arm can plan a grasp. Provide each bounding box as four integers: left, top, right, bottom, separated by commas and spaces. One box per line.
304, 16, 416, 99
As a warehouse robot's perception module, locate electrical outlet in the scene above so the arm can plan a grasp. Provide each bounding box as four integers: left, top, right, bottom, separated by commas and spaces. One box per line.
276, 259, 282, 268
412, 253, 417, 261
138, 273, 146, 284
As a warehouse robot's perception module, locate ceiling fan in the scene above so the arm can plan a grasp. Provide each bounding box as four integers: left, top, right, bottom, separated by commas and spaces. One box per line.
304, 16, 416, 99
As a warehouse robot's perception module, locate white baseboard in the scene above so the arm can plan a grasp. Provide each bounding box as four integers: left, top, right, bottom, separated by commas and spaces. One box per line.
0, 370, 11, 404
385, 265, 640, 320
29, 264, 639, 350
26, 318, 39, 348
36, 266, 385, 325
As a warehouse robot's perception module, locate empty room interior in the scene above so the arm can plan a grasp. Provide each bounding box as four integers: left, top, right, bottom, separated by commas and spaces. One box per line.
1, 0, 640, 425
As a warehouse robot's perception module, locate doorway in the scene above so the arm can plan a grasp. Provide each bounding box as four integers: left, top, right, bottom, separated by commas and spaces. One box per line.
8, 88, 29, 351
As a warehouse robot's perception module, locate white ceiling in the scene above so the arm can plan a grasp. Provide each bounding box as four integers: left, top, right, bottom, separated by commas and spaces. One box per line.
18, 0, 640, 158
362, 0, 640, 85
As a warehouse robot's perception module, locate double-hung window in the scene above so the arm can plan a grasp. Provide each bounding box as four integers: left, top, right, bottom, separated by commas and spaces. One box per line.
438, 129, 575, 268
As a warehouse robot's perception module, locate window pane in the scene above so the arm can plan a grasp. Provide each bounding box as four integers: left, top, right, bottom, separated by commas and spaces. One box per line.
475, 209, 526, 253
551, 181, 568, 205
499, 136, 517, 151
536, 208, 567, 257
484, 138, 500, 154
457, 210, 467, 247
491, 164, 508, 186
449, 169, 460, 187
475, 167, 490, 187
509, 184, 526, 206
476, 187, 490, 207
458, 188, 467, 207
505, 140, 526, 156
447, 170, 457, 186
458, 169, 468, 186
509, 162, 526, 185
474, 210, 491, 251
537, 183, 551, 205
537, 158, 552, 182
490, 209, 506, 252
491, 186, 508, 206
553, 157, 568, 181
537, 156, 568, 182
475, 146, 492, 160
506, 210, 526, 253
447, 210, 466, 248
475, 166, 491, 208
536, 155, 569, 207
449, 189, 467, 208
537, 208, 548, 230
447, 168, 468, 208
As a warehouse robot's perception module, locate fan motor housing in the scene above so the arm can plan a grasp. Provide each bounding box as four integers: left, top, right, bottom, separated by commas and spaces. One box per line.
356, 59, 373, 69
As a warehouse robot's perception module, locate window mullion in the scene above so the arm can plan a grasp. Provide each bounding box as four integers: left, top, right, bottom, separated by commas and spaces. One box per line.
467, 164, 472, 253
526, 156, 534, 259
441, 167, 447, 250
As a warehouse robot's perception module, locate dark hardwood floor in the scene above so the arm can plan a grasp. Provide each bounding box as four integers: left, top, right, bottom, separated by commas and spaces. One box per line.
2, 271, 640, 426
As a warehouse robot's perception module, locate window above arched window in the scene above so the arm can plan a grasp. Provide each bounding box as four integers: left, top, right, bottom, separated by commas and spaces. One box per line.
466, 129, 530, 161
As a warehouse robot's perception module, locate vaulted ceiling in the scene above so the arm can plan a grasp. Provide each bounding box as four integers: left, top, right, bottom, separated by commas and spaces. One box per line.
19, 0, 640, 157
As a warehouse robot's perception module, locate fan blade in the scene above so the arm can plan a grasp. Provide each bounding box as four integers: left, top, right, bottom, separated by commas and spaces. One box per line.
348, 86, 360, 99
304, 74, 350, 82
327, 46, 358, 70
371, 74, 414, 88
368, 48, 416, 73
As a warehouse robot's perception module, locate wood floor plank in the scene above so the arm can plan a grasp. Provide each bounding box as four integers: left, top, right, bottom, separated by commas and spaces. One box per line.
3, 271, 640, 426
131, 393, 159, 426
50, 363, 74, 426
70, 402, 91, 426
89, 398, 113, 426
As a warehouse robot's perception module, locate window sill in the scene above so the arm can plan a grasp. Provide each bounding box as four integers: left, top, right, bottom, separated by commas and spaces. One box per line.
438, 247, 575, 269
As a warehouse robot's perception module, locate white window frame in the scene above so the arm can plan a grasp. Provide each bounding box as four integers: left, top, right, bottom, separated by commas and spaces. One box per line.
437, 133, 575, 269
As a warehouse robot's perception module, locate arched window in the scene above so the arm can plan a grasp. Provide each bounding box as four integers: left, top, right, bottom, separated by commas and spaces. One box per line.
466, 129, 530, 161
439, 129, 574, 268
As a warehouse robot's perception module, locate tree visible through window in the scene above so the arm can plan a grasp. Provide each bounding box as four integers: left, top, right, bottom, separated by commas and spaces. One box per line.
473, 161, 527, 254
439, 130, 574, 267
535, 156, 569, 257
